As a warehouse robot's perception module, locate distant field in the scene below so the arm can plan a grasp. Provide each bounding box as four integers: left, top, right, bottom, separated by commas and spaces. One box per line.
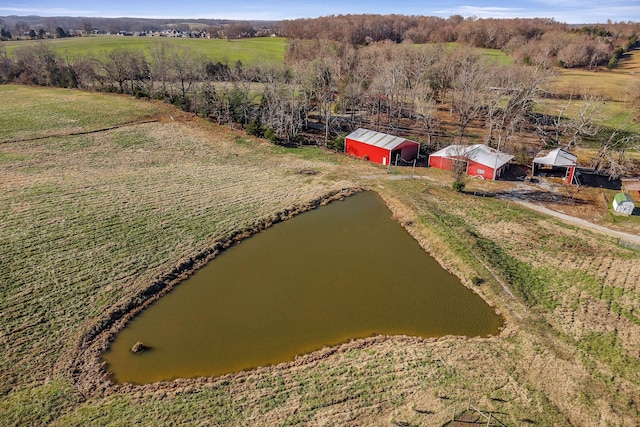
547, 49, 640, 102
476, 46, 513, 65
441, 42, 513, 65
538, 49, 640, 135
0, 35, 287, 65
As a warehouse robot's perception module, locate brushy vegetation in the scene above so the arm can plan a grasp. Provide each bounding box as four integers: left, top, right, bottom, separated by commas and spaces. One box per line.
1, 86, 639, 426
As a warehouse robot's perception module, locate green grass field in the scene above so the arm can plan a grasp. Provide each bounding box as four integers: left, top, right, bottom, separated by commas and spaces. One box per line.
0, 85, 173, 142
537, 49, 640, 137
1, 85, 639, 426
0, 35, 287, 65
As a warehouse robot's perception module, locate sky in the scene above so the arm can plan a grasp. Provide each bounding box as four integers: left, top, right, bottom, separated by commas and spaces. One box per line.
0, 1, 638, 24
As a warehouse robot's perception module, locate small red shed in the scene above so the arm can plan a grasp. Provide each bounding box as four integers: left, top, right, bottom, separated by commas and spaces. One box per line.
428, 144, 513, 180
345, 128, 420, 166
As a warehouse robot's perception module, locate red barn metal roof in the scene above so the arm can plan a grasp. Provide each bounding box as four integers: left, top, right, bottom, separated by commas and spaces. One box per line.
346, 128, 418, 151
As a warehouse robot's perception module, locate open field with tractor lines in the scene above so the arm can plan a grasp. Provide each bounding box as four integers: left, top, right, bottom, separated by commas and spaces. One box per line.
0, 36, 287, 65
1, 85, 639, 426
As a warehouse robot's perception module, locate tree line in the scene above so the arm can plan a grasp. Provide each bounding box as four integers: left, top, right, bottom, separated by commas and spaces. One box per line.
282, 15, 640, 70
1, 32, 638, 177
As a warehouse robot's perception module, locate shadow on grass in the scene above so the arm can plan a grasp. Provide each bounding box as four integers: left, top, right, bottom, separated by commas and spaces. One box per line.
464, 189, 591, 207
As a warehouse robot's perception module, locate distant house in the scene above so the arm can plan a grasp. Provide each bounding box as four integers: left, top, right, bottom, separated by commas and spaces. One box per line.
613, 192, 635, 215
345, 128, 420, 166
533, 148, 577, 184
428, 144, 513, 180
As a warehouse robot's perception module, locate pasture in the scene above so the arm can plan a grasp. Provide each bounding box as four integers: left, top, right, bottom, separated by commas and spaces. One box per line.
543, 49, 640, 125
1, 85, 639, 426
0, 85, 173, 142
0, 35, 287, 65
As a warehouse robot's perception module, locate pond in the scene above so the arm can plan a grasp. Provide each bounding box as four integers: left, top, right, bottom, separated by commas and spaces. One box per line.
103, 191, 501, 384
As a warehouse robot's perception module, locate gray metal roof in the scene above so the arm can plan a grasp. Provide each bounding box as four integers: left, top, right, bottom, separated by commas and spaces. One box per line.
346, 128, 417, 151
533, 148, 577, 167
431, 144, 514, 169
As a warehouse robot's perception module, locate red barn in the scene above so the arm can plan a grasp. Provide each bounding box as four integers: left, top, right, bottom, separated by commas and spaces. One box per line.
428, 144, 513, 180
345, 128, 420, 166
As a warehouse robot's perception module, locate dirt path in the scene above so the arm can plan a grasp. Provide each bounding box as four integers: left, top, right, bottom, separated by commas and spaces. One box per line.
509, 198, 640, 245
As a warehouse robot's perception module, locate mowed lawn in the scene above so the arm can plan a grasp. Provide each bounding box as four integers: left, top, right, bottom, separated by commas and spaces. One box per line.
0, 35, 287, 65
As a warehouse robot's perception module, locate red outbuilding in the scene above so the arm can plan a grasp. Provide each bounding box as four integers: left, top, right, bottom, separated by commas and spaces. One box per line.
532, 147, 578, 184
428, 144, 514, 180
345, 128, 420, 166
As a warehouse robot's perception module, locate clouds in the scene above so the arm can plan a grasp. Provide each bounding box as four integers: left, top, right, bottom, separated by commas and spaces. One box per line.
0, 6, 98, 16
429, 1, 638, 23
431, 6, 534, 20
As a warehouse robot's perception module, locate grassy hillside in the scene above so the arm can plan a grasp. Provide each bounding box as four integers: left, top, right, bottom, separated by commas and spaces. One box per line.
541, 49, 640, 135
0, 36, 287, 65
0, 86, 173, 142
0, 85, 639, 426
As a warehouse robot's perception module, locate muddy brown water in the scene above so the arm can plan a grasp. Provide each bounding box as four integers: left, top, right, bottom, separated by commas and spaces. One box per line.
104, 191, 501, 384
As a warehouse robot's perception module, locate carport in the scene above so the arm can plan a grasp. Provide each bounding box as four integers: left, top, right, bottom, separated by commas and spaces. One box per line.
532, 148, 577, 184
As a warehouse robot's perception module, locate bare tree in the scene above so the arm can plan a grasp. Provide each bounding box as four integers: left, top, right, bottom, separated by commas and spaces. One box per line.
0, 44, 14, 83
206, 80, 233, 126
414, 90, 441, 148
13, 44, 65, 86
81, 19, 93, 36
168, 46, 204, 103
302, 58, 335, 138
72, 56, 102, 90
557, 40, 590, 68
147, 41, 172, 98
564, 93, 604, 149
450, 51, 486, 142
101, 48, 148, 94
222, 21, 255, 39
484, 65, 551, 151
629, 75, 640, 123
258, 64, 306, 143
591, 94, 639, 179
536, 91, 604, 150
450, 145, 471, 192
592, 126, 638, 179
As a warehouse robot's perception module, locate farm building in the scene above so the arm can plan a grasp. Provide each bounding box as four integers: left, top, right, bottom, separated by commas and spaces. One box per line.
345, 128, 420, 166
532, 148, 577, 184
428, 144, 514, 180
613, 192, 635, 215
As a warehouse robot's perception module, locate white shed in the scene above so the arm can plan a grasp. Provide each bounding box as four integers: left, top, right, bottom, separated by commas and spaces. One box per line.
613, 193, 635, 215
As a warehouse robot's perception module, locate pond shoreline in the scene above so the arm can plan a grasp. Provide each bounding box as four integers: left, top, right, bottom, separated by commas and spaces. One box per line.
67, 186, 504, 398
68, 187, 364, 396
